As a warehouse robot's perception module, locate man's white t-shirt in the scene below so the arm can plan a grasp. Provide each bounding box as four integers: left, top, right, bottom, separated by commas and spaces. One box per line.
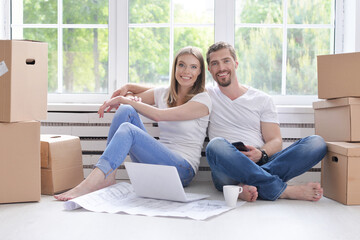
154, 87, 212, 173
206, 85, 279, 148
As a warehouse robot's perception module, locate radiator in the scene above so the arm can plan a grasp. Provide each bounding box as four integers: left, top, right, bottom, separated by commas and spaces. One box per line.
41, 106, 319, 184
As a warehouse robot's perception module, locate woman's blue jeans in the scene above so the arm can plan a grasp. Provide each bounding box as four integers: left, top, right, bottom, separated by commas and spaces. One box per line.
95, 105, 195, 186
206, 135, 327, 200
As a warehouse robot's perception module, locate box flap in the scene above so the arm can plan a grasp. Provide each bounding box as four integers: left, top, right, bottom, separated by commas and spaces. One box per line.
41, 135, 74, 168
313, 98, 360, 110
40, 134, 82, 170
41, 134, 80, 144
40, 141, 50, 168
11, 39, 47, 43
327, 142, 360, 157
0, 41, 12, 122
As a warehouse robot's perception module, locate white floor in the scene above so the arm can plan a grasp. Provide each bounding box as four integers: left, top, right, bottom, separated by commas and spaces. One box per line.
1, 181, 360, 240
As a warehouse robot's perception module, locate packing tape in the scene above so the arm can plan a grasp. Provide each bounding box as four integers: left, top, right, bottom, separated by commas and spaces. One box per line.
0, 60, 9, 77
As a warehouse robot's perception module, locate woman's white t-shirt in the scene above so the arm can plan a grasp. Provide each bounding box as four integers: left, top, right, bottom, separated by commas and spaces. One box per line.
207, 85, 279, 148
153, 87, 212, 173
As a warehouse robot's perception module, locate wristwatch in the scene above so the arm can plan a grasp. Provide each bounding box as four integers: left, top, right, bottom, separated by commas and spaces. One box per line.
256, 149, 269, 166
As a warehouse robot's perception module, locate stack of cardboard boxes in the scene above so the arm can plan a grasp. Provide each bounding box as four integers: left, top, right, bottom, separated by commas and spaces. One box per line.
313, 52, 360, 205
0, 40, 48, 203
0, 40, 84, 202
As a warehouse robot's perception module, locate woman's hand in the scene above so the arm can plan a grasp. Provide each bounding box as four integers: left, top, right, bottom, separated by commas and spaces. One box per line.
130, 96, 142, 102
111, 85, 129, 99
98, 96, 126, 118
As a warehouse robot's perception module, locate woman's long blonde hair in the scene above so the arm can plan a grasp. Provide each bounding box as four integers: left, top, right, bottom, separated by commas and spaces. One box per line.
166, 46, 206, 107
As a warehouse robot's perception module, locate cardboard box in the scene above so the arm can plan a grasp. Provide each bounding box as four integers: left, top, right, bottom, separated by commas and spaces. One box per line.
313, 98, 360, 142
0, 121, 41, 204
40, 135, 84, 195
317, 52, 360, 99
0, 40, 48, 122
322, 142, 360, 205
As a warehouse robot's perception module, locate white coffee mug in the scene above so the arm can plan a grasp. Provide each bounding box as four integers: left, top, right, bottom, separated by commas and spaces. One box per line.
223, 185, 243, 208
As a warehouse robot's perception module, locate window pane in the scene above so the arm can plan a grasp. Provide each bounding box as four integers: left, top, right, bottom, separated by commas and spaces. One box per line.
286, 28, 333, 95
63, 0, 108, 24
14, 28, 58, 93
288, 0, 335, 24
236, 0, 282, 24
129, 28, 170, 85
174, 0, 214, 24
174, 27, 214, 83
235, 28, 283, 94
129, 0, 170, 24
63, 28, 108, 93
12, 0, 57, 24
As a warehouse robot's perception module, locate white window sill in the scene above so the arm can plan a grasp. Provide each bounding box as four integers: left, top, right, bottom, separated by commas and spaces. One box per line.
47, 103, 315, 113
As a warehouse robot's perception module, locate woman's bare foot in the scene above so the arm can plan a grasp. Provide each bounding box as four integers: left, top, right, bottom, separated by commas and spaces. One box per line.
238, 184, 258, 202
279, 182, 323, 201
54, 168, 116, 201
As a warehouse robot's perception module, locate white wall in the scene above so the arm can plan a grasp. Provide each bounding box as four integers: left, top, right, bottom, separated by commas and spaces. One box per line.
342, 0, 360, 52
0, 0, 10, 39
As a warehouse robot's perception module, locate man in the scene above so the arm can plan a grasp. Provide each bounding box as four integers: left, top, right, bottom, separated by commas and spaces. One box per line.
205, 41, 327, 202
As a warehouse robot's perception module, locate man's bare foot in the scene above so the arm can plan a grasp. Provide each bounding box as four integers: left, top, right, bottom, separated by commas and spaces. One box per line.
238, 184, 258, 202
279, 182, 323, 201
54, 168, 116, 201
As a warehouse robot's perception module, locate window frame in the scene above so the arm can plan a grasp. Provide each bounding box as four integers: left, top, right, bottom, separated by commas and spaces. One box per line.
3, 0, 359, 106
9, 0, 115, 104
231, 0, 336, 105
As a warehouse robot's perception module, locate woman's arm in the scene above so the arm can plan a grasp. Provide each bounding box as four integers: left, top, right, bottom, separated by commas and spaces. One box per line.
98, 95, 209, 121
102, 87, 155, 113
132, 88, 155, 105
111, 83, 153, 100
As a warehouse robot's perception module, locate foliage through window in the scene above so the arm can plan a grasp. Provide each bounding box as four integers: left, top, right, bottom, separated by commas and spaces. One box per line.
10, 0, 335, 102
11, 0, 109, 94
235, 0, 334, 96
128, 0, 214, 85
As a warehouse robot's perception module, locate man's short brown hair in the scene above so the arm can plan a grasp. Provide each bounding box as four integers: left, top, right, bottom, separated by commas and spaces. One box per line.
206, 41, 237, 65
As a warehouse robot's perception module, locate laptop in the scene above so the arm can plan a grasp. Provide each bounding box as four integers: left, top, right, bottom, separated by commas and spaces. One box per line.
124, 162, 209, 202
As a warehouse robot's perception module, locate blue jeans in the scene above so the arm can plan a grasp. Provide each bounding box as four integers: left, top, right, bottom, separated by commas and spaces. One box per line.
95, 105, 195, 187
206, 135, 327, 200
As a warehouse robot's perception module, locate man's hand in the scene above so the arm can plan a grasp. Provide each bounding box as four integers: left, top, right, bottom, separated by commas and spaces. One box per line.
241, 145, 262, 163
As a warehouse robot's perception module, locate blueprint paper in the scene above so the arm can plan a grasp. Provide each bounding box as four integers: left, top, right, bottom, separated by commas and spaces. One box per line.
64, 182, 244, 220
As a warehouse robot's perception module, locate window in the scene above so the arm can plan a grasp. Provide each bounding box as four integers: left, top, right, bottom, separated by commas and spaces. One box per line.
128, 0, 214, 85
9, 0, 339, 105
235, 0, 335, 98
11, 0, 109, 103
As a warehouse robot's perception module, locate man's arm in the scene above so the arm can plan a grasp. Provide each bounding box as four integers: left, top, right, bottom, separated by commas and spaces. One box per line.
242, 122, 282, 163
260, 122, 283, 157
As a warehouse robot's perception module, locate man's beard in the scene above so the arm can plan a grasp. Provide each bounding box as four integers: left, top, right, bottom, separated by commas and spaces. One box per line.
215, 77, 231, 87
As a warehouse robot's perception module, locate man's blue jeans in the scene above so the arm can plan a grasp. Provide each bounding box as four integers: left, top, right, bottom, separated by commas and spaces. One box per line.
206, 136, 327, 200
95, 105, 195, 186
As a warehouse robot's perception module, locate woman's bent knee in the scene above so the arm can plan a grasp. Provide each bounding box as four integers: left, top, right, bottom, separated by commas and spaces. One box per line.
116, 104, 136, 114
118, 122, 137, 132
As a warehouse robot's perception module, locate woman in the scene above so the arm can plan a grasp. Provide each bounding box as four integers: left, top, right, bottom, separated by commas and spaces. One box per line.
55, 46, 212, 201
